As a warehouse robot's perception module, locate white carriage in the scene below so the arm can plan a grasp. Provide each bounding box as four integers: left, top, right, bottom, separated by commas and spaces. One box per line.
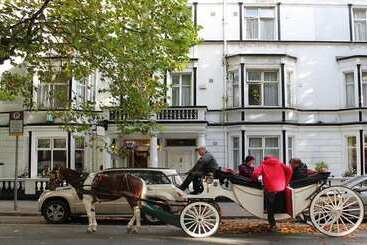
175, 172, 365, 238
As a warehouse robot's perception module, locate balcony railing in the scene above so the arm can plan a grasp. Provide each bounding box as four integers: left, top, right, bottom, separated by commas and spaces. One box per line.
108, 106, 207, 122
0, 178, 49, 200
157, 107, 206, 121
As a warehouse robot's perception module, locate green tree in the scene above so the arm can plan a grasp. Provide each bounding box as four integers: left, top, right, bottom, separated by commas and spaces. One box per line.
0, 0, 198, 134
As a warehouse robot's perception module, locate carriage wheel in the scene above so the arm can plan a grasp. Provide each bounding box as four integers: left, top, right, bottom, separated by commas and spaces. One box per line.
310, 186, 364, 237
180, 202, 220, 238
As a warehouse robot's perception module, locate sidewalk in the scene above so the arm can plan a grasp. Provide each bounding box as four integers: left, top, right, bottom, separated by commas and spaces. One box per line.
0, 200, 40, 216
0, 200, 250, 218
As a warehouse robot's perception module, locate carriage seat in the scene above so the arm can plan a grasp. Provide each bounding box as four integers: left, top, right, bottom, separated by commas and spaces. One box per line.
214, 170, 263, 189
290, 172, 330, 188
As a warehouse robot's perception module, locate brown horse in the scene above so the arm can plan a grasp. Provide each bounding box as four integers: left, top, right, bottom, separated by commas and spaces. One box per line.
49, 167, 146, 233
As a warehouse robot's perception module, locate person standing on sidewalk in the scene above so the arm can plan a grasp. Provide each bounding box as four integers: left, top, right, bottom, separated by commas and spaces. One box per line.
252, 156, 293, 230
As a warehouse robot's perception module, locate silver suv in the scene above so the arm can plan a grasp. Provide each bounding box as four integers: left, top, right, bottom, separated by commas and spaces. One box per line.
38, 168, 185, 224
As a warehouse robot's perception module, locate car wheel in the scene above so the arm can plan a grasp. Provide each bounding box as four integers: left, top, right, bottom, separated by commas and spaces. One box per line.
42, 199, 70, 224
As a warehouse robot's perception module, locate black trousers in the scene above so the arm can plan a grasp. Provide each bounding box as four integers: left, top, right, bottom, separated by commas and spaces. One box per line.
264, 191, 277, 227
179, 173, 203, 193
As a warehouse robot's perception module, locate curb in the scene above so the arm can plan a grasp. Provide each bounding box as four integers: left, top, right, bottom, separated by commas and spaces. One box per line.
0, 212, 40, 217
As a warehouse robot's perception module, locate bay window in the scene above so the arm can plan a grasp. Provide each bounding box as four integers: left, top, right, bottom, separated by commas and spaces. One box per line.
171, 73, 192, 106
227, 70, 240, 107
345, 73, 355, 108
347, 136, 357, 174
248, 136, 280, 166
362, 72, 367, 106
74, 136, 85, 172
247, 70, 279, 106
245, 7, 275, 40
232, 136, 240, 169
354, 9, 367, 41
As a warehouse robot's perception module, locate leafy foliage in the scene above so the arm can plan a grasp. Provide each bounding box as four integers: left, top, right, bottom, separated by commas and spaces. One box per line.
0, 0, 198, 134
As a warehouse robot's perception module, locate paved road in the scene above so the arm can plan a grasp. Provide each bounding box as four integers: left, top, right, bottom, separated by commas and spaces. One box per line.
0, 224, 366, 245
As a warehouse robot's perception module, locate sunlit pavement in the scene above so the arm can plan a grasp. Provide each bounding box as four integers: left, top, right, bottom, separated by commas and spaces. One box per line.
0, 224, 366, 245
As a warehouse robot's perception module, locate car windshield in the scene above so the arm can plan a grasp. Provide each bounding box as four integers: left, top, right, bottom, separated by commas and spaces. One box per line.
128, 171, 171, 185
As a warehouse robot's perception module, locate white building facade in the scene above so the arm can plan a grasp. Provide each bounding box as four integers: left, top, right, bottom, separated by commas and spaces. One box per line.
1, 0, 367, 182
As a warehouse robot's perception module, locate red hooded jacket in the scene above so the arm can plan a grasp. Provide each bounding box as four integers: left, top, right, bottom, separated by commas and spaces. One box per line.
252, 157, 293, 192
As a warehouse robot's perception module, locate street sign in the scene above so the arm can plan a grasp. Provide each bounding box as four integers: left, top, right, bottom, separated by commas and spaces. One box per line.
9, 111, 24, 136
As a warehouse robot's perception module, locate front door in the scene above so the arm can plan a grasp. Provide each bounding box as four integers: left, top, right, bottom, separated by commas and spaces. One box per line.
166, 149, 195, 173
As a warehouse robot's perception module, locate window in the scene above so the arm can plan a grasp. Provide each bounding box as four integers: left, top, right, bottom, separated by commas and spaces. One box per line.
245, 7, 275, 40
227, 70, 240, 107
345, 73, 355, 108
347, 136, 357, 174
74, 136, 85, 172
37, 138, 67, 177
37, 71, 70, 109
171, 73, 192, 106
248, 136, 280, 166
362, 72, 367, 106
37, 83, 69, 109
287, 72, 293, 107
247, 70, 279, 106
74, 74, 96, 108
364, 136, 367, 175
288, 137, 293, 161
354, 9, 367, 41
232, 136, 240, 169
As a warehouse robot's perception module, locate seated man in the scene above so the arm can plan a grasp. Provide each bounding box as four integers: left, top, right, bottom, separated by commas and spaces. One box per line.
289, 158, 309, 182
179, 145, 219, 194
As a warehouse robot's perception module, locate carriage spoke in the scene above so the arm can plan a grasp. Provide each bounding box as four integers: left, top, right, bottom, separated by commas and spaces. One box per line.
203, 220, 215, 227
342, 212, 360, 219
315, 213, 331, 223
314, 203, 332, 211
342, 208, 361, 212
341, 214, 356, 225
342, 201, 358, 209
201, 206, 208, 216
339, 216, 349, 232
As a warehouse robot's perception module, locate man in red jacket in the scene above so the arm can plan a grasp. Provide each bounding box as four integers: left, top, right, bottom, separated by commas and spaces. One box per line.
252, 156, 293, 230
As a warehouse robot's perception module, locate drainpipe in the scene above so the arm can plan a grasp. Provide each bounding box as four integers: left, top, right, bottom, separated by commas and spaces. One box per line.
222, 0, 228, 168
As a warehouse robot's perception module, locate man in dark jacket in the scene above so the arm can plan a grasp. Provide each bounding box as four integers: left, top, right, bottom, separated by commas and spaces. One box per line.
179, 145, 219, 194
290, 158, 308, 181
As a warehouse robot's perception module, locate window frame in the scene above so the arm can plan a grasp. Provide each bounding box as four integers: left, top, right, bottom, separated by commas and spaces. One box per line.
247, 136, 280, 166
232, 136, 240, 169
170, 72, 193, 106
247, 70, 280, 107
37, 82, 69, 109
227, 69, 240, 108
74, 136, 85, 172
353, 8, 367, 41
37, 137, 67, 177
362, 71, 367, 107
346, 135, 358, 174
244, 7, 276, 40
345, 72, 356, 108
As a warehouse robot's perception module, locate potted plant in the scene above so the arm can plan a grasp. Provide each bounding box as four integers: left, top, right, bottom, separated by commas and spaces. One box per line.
315, 161, 329, 173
